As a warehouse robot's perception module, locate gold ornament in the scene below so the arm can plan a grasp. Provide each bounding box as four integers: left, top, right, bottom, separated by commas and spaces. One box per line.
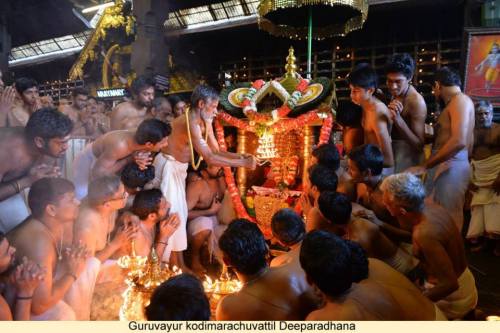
258, 0, 369, 40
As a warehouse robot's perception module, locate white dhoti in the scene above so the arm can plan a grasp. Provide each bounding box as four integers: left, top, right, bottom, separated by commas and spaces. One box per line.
153, 154, 188, 262
467, 155, 500, 240
393, 139, 424, 173
64, 257, 101, 320
425, 149, 470, 232
382, 245, 418, 275
0, 192, 30, 233
188, 215, 227, 264
72, 143, 96, 200
430, 268, 478, 320
31, 300, 76, 321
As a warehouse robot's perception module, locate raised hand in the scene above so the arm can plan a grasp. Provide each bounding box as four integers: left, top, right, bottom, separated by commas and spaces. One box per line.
133, 151, 153, 170
13, 257, 46, 297
158, 213, 181, 241
61, 242, 89, 279
29, 164, 61, 183
353, 209, 382, 226
0, 86, 16, 115
113, 220, 139, 247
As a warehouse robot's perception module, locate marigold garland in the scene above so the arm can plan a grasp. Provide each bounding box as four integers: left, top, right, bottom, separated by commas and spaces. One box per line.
214, 119, 255, 223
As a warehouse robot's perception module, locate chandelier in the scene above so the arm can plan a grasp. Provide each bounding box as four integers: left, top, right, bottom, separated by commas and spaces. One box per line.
258, 0, 369, 40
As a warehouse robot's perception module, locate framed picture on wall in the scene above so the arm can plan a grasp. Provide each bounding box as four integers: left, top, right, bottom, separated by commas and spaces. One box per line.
463, 27, 500, 106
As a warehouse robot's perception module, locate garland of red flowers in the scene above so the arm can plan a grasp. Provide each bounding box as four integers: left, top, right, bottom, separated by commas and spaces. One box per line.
214, 119, 255, 223
318, 113, 333, 145
241, 79, 309, 123
214, 110, 334, 235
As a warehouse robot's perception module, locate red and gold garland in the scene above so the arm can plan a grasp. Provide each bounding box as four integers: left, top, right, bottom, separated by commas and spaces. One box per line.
215, 110, 334, 230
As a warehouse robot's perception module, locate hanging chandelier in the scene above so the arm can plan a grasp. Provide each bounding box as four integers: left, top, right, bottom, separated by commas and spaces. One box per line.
258, 0, 369, 40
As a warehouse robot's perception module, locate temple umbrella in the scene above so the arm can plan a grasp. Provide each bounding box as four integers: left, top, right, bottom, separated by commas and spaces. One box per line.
258, 0, 369, 78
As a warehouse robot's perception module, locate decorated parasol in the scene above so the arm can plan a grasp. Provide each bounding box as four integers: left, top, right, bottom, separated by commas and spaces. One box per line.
258, 0, 369, 78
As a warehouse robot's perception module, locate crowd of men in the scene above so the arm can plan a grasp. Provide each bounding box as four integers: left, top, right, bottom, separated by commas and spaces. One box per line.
0, 51, 498, 321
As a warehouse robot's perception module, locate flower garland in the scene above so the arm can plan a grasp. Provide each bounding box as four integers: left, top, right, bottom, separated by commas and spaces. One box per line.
214, 119, 255, 223
241, 79, 309, 124
318, 113, 333, 145
271, 155, 299, 187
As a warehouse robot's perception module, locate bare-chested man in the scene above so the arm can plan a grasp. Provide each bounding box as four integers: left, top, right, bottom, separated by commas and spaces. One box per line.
72, 118, 170, 199
151, 85, 256, 269
0, 70, 16, 127
87, 97, 110, 136
59, 88, 95, 137
167, 95, 187, 118
300, 164, 338, 232
381, 173, 478, 319
64, 176, 133, 319
466, 100, 500, 255
0, 233, 46, 320
6, 77, 41, 127
301, 230, 440, 320
0, 108, 72, 233
317, 191, 416, 275
126, 189, 180, 258
408, 67, 475, 231
110, 76, 154, 130
8, 178, 88, 320
152, 97, 174, 124
348, 63, 394, 174
385, 54, 427, 173
347, 144, 399, 226
186, 161, 226, 275
347, 238, 447, 320
216, 219, 317, 320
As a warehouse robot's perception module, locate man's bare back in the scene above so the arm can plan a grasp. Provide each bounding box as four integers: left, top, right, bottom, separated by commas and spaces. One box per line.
0, 128, 37, 184
217, 265, 317, 320
110, 101, 151, 131
413, 204, 467, 281
164, 115, 196, 163
362, 99, 394, 167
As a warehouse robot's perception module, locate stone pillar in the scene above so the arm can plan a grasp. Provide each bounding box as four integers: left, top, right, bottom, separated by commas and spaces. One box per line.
131, 0, 169, 78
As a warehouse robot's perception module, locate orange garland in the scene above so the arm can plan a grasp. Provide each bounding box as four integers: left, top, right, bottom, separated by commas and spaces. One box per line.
214, 119, 255, 223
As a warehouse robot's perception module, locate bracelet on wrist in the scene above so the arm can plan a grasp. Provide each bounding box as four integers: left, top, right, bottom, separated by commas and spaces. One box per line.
157, 241, 168, 246
16, 295, 33, 300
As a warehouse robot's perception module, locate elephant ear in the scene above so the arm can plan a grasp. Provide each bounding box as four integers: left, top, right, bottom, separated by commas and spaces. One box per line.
289, 77, 333, 117
219, 82, 251, 118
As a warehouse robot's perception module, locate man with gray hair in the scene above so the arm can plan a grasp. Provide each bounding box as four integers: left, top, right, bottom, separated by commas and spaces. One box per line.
466, 100, 500, 256
381, 173, 478, 320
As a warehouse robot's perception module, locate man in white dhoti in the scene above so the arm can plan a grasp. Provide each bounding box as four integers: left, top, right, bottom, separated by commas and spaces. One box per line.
72, 118, 170, 200
69, 176, 135, 320
385, 54, 427, 173
407, 67, 475, 232
150, 85, 257, 271
466, 101, 500, 256
7, 178, 88, 320
381, 173, 478, 319
0, 108, 72, 233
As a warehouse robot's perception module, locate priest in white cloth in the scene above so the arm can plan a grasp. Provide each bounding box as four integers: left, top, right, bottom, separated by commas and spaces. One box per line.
466, 101, 500, 256
148, 85, 256, 271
